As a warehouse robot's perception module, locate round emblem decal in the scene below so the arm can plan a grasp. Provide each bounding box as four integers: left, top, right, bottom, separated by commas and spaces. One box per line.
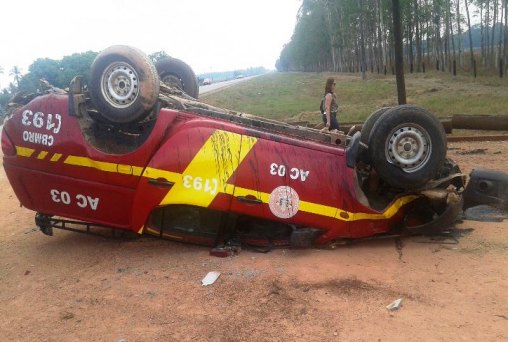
268, 186, 300, 219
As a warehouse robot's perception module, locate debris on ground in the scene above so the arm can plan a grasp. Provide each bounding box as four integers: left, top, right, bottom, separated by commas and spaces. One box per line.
386, 298, 403, 311
201, 271, 221, 286
458, 148, 488, 155
209, 246, 241, 258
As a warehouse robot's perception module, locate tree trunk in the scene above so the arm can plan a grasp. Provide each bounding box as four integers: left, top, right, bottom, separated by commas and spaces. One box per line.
414, 0, 422, 72
492, 0, 498, 68
392, 0, 406, 104
379, 0, 388, 70
452, 114, 508, 130
465, 0, 476, 72
456, 0, 463, 67
445, 1, 452, 72
505, 0, 508, 69
498, 1, 504, 68
359, 0, 367, 80
323, 1, 338, 72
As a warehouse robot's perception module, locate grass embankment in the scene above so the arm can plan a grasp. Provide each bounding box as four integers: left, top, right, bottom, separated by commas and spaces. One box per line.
200, 71, 508, 125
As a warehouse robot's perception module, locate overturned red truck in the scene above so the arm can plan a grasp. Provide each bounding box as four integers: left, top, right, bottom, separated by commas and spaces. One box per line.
2, 46, 503, 250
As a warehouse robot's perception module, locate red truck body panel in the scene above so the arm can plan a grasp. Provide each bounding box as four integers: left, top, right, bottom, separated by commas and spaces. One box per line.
2, 94, 414, 245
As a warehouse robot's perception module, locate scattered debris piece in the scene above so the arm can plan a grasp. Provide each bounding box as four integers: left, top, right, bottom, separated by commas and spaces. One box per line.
458, 148, 487, 155
209, 246, 241, 258
464, 205, 508, 222
201, 271, 221, 286
386, 298, 403, 311
60, 312, 75, 320
24, 228, 39, 234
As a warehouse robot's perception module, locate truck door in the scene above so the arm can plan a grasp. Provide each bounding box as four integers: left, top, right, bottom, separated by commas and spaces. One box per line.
231, 134, 351, 237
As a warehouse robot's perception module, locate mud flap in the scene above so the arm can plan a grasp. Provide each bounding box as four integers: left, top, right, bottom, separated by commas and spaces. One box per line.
35, 213, 53, 236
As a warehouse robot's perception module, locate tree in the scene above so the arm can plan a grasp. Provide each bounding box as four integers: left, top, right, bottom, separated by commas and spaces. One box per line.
149, 51, 170, 63
0, 89, 10, 114
392, 0, 407, 104
9, 66, 22, 87
464, 0, 476, 74
57, 51, 97, 86
16, 51, 98, 93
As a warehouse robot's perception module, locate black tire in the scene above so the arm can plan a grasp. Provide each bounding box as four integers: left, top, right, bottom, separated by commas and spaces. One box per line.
156, 58, 199, 99
368, 105, 447, 190
89, 45, 160, 124
360, 107, 391, 146
357, 107, 391, 163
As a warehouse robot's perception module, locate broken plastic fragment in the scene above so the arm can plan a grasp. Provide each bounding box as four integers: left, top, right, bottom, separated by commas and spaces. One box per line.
201, 271, 221, 286
386, 298, 403, 311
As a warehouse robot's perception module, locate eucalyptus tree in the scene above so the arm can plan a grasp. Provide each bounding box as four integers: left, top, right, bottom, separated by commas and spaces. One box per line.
278, 0, 331, 71
504, 0, 508, 69
456, 0, 463, 67
464, 0, 476, 73
277, 0, 507, 75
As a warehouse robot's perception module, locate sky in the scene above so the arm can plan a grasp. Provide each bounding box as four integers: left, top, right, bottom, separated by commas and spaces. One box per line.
0, 0, 302, 88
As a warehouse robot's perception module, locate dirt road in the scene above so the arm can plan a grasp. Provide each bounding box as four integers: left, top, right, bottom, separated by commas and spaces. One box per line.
0, 140, 507, 341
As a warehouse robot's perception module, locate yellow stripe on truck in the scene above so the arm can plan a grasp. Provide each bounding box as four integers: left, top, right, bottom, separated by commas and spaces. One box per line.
158, 131, 257, 207
232, 184, 416, 222
16, 146, 35, 157
64, 155, 144, 176
13, 139, 417, 222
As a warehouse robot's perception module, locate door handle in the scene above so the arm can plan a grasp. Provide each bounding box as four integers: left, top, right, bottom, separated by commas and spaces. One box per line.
237, 196, 263, 204
148, 178, 175, 187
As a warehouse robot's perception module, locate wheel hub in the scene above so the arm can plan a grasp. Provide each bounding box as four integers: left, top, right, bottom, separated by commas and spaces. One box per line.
161, 74, 183, 90
101, 62, 139, 108
386, 125, 431, 172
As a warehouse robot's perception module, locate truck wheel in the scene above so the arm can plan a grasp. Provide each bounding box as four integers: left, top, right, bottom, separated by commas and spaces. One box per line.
89, 45, 160, 124
156, 58, 199, 99
357, 107, 391, 163
360, 107, 391, 146
368, 105, 447, 190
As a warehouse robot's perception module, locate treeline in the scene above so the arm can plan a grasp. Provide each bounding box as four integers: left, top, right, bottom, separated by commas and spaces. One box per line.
0, 51, 99, 114
276, 0, 508, 76
0, 50, 269, 114
0, 50, 174, 113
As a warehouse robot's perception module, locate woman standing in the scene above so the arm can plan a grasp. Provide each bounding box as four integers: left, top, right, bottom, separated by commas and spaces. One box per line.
321, 77, 339, 130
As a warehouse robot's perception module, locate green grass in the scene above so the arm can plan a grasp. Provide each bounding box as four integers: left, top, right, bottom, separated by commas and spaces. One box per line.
200, 71, 508, 125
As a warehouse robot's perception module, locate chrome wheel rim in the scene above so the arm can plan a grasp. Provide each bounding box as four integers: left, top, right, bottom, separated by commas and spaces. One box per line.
385, 124, 431, 173
101, 62, 139, 108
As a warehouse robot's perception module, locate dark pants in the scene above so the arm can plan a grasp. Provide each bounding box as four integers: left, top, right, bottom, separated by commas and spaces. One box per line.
322, 113, 339, 130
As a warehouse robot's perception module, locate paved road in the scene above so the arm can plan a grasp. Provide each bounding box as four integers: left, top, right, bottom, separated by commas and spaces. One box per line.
199, 76, 258, 96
